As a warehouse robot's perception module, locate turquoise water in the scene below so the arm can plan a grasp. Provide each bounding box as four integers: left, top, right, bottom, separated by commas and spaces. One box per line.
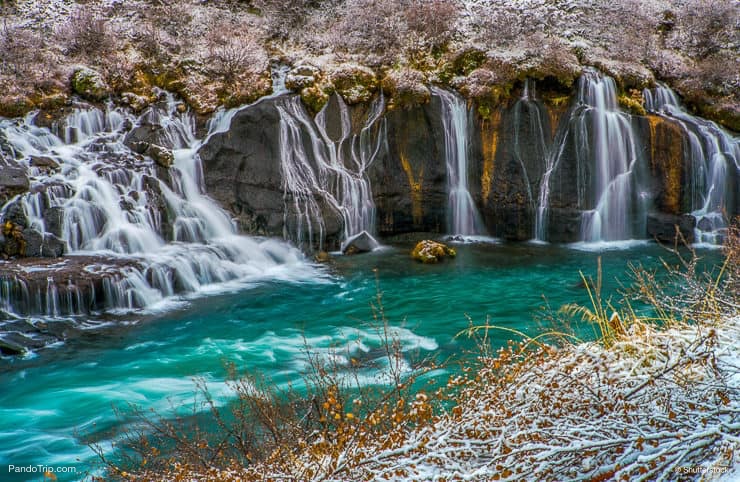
0, 242, 716, 481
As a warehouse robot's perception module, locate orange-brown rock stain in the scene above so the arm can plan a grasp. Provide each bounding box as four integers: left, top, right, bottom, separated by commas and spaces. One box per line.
399, 152, 424, 226
479, 110, 501, 204
647, 115, 684, 214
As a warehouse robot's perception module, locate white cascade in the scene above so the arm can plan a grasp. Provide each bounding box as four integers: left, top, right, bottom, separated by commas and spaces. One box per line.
0, 94, 313, 317
275, 94, 386, 251
644, 84, 739, 244
578, 70, 646, 242
432, 87, 485, 236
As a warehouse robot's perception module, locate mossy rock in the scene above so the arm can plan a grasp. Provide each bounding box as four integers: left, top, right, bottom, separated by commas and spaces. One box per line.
411, 240, 456, 264
618, 91, 647, 116
329, 64, 378, 105
698, 102, 740, 133
71, 67, 111, 102
219, 73, 273, 109
300, 83, 333, 114
381, 69, 430, 110
452, 49, 487, 76
286, 63, 319, 91
0, 95, 35, 118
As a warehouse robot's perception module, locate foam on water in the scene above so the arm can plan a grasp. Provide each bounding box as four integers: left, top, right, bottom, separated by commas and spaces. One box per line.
0, 94, 320, 319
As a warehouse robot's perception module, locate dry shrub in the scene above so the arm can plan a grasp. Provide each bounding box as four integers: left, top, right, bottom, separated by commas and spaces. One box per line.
672, 0, 739, 59
57, 9, 116, 58
252, 0, 331, 40
205, 20, 266, 83
332, 0, 409, 60
471, 3, 530, 49
90, 292, 442, 481
404, 0, 459, 49
90, 225, 739, 481
0, 23, 44, 77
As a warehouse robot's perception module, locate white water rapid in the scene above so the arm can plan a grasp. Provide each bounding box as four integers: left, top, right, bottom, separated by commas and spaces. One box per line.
0, 94, 314, 317
644, 84, 740, 244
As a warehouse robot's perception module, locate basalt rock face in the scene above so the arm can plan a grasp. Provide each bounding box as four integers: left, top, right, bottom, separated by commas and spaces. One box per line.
197, 99, 272, 238
371, 97, 447, 236
197, 82, 736, 248
198, 96, 302, 241
476, 96, 556, 240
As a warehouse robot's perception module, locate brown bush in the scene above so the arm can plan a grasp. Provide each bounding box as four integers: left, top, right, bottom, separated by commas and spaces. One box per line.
57, 9, 116, 58
205, 20, 266, 83
0, 23, 44, 76
404, 0, 459, 49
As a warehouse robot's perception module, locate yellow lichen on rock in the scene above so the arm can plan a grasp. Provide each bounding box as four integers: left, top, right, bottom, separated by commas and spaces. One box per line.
411, 240, 456, 263
399, 153, 424, 226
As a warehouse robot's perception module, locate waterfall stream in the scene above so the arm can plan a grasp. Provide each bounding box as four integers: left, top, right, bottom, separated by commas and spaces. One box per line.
644, 84, 739, 244
578, 70, 646, 242
432, 87, 486, 237
0, 95, 313, 318
275, 94, 386, 251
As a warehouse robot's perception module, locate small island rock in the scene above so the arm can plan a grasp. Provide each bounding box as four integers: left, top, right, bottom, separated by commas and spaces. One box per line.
411, 240, 456, 263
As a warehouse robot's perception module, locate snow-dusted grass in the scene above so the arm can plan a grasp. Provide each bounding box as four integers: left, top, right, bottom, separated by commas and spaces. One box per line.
124, 315, 738, 482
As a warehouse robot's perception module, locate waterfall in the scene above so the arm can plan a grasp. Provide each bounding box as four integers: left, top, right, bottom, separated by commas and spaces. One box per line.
432, 87, 485, 236
504, 79, 553, 242
577, 70, 646, 242
0, 95, 313, 318
275, 94, 386, 251
644, 84, 739, 244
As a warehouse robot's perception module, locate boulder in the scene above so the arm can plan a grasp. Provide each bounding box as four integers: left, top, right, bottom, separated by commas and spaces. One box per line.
330, 64, 377, 105
314, 251, 332, 263
29, 155, 60, 173
0, 158, 30, 206
20, 228, 66, 257
342, 231, 379, 255
646, 213, 696, 244
147, 144, 174, 169
411, 240, 456, 263
71, 67, 111, 102
286, 63, 319, 91
381, 69, 431, 110
43, 206, 65, 238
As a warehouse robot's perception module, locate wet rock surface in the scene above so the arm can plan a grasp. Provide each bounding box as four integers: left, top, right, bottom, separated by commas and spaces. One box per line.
0, 255, 145, 355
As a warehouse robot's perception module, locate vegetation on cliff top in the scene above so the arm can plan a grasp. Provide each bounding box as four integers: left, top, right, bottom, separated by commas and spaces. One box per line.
0, 0, 737, 129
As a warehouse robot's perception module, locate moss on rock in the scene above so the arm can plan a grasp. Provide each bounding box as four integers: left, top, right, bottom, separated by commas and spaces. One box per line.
411, 240, 456, 263
329, 64, 378, 105
618, 90, 647, 116
71, 67, 111, 102
300, 83, 334, 115
381, 69, 430, 110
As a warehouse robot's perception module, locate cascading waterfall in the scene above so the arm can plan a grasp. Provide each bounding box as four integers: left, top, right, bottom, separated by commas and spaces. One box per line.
432, 87, 485, 236
275, 93, 386, 251
505, 79, 556, 242
644, 84, 739, 244
578, 70, 646, 242
0, 95, 312, 318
